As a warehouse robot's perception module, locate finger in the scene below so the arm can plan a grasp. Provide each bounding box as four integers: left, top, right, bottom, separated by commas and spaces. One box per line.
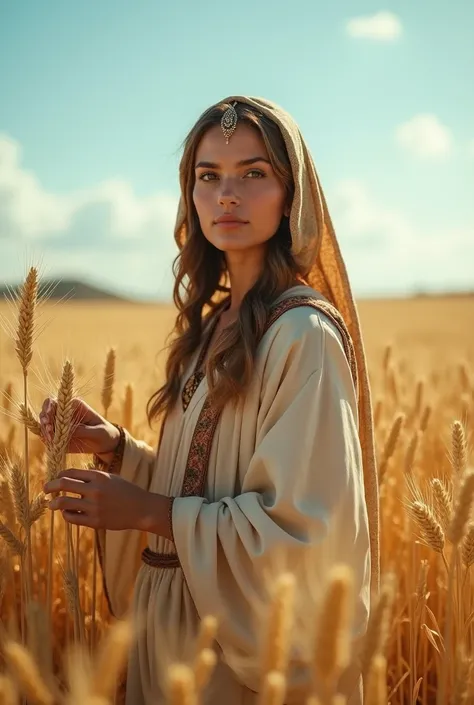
61, 511, 96, 528
44, 476, 92, 496
44, 468, 99, 491
49, 496, 92, 512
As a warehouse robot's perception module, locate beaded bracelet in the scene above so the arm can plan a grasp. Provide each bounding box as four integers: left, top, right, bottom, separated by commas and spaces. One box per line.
93, 423, 126, 474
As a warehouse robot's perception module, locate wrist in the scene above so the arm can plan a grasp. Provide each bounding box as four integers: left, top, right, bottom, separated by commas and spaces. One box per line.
94, 424, 125, 474
139, 492, 174, 541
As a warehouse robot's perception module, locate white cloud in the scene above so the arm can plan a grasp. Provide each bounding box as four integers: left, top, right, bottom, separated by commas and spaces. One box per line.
331, 179, 474, 295
0, 133, 178, 243
0, 132, 180, 299
395, 114, 454, 158
332, 179, 415, 249
346, 11, 402, 41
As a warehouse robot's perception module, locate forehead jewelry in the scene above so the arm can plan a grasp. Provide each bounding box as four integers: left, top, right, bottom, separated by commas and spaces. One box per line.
220, 102, 238, 144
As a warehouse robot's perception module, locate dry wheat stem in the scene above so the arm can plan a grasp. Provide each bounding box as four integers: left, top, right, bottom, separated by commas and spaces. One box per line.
365, 654, 387, 705
258, 671, 287, 705
46, 359, 75, 633
0, 521, 25, 557
0, 674, 18, 705
462, 524, 474, 569
101, 348, 116, 417
378, 414, 404, 484
167, 664, 196, 705
4, 639, 54, 705
46, 360, 75, 482
452, 420, 467, 476
7, 462, 29, 531
123, 383, 134, 431
448, 470, 474, 545
195, 615, 218, 655
409, 501, 445, 554
262, 572, 295, 677
313, 565, 354, 688
90, 619, 133, 699
404, 430, 421, 476
14, 268, 38, 376
193, 648, 217, 694
19, 404, 41, 437
431, 478, 453, 533
360, 574, 396, 678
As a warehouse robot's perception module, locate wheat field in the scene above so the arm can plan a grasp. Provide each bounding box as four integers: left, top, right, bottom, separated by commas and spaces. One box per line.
0, 274, 473, 704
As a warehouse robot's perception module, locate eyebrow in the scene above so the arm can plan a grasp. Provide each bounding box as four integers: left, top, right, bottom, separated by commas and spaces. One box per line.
194, 156, 271, 169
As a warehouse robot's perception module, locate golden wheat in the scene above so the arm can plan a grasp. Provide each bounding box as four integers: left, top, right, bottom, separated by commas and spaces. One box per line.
4, 639, 54, 705
313, 565, 353, 690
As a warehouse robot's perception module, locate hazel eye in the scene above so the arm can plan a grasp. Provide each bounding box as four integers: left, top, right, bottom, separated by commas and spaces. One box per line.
246, 170, 265, 178
199, 172, 218, 182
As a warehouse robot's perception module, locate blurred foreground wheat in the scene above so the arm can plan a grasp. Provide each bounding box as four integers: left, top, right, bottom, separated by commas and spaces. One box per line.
0, 268, 473, 704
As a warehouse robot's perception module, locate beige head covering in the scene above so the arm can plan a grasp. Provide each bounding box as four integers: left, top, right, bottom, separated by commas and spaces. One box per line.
175, 95, 380, 595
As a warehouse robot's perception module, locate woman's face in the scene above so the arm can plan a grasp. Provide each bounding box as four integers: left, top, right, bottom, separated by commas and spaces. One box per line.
192, 122, 289, 255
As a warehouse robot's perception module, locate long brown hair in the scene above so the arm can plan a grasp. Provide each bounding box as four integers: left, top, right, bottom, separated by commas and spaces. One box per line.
146, 101, 307, 427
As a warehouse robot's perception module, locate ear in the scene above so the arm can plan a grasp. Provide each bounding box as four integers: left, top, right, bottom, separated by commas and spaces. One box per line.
283, 204, 291, 218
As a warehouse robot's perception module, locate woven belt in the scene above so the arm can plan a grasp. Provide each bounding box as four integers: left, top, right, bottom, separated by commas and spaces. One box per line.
141, 547, 180, 569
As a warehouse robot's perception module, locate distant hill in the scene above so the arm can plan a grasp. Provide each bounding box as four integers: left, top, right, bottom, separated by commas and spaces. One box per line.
0, 279, 129, 302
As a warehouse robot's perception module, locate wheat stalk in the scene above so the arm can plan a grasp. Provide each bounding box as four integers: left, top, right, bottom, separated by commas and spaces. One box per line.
0, 473, 17, 529
258, 671, 286, 705
313, 565, 354, 692
431, 478, 453, 533
378, 413, 404, 484
420, 405, 432, 432
193, 648, 217, 695
452, 421, 468, 476
448, 470, 474, 545
46, 360, 75, 482
0, 675, 18, 705
14, 267, 38, 376
261, 572, 295, 678
167, 664, 196, 705
122, 383, 134, 431
360, 574, 396, 678
462, 524, 474, 568
90, 619, 133, 700
404, 430, 422, 476
0, 521, 25, 557
2, 381, 13, 412
101, 347, 116, 417
4, 639, 54, 705
6, 461, 29, 531
365, 654, 387, 705
28, 493, 47, 527
19, 404, 41, 437
409, 501, 445, 553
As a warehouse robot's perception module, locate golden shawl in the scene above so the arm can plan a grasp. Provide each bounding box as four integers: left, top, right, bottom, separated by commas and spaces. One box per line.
174, 95, 380, 596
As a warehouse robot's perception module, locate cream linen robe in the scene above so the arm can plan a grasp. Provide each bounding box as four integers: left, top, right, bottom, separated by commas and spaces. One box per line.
98, 285, 371, 705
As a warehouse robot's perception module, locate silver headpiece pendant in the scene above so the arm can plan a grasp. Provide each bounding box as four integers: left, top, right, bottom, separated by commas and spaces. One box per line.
220, 102, 238, 144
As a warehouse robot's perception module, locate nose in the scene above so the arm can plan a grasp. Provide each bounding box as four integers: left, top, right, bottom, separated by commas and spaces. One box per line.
218, 183, 240, 208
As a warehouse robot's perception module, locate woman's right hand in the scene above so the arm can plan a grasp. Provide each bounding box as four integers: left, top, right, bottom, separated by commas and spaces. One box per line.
38, 397, 120, 458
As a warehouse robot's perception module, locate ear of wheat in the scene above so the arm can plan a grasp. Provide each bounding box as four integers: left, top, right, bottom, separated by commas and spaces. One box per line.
4, 639, 54, 705
313, 565, 354, 691
447, 470, 474, 545
101, 348, 116, 418
46, 360, 75, 482
261, 572, 295, 678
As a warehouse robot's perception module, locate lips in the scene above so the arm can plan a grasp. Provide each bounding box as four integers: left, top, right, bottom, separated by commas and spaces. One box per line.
214, 215, 248, 224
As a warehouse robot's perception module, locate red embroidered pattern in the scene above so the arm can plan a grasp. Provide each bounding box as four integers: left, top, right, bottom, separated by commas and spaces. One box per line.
142, 296, 356, 570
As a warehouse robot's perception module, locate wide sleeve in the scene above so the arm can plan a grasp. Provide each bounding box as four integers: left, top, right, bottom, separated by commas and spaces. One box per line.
96, 429, 156, 618
171, 313, 371, 700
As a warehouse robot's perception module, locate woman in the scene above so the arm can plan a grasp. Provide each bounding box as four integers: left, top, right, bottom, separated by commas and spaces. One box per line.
41, 96, 379, 704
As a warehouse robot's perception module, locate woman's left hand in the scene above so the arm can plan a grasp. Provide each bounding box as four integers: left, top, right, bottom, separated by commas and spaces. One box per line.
43, 467, 150, 531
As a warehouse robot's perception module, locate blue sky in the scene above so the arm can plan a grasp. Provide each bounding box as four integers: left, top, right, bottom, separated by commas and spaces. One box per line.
1, 0, 473, 300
